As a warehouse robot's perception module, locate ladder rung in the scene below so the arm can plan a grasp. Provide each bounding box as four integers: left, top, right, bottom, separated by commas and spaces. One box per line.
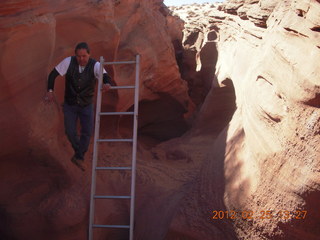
100, 112, 134, 116
104, 60, 136, 65
110, 86, 135, 89
94, 195, 131, 199
96, 167, 132, 170
93, 224, 130, 229
97, 138, 133, 143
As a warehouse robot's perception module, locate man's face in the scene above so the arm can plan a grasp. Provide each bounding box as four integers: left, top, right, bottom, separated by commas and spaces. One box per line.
75, 48, 90, 66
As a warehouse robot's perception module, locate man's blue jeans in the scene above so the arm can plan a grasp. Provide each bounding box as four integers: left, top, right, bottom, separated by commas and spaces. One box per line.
63, 103, 94, 160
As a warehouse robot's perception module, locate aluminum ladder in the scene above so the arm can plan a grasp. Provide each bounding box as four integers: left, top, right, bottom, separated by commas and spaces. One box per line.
88, 55, 140, 240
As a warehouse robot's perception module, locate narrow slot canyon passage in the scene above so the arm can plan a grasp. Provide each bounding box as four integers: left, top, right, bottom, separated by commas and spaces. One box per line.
1, 1, 319, 239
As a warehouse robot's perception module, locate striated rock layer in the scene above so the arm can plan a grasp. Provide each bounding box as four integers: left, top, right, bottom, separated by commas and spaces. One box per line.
0, 0, 192, 239
167, 0, 320, 239
1, 0, 320, 240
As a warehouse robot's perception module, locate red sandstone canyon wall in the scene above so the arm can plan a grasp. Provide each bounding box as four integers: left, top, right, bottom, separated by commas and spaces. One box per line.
0, 1, 191, 239
1, 0, 319, 239
167, 1, 320, 239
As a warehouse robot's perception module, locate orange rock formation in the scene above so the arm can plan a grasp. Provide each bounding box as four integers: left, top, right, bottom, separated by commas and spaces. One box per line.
0, 0, 319, 239
0, 0, 191, 239
167, 0, 320, 239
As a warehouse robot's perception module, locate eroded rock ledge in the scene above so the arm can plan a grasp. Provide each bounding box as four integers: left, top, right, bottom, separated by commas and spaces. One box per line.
166, 0, 320, 239
0, 0, 319, 240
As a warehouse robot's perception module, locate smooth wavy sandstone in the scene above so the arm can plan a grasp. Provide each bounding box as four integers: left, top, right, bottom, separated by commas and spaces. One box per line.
0, 0, 319, 239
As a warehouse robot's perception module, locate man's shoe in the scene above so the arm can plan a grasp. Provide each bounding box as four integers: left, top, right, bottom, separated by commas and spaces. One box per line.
71, 156, 85, 171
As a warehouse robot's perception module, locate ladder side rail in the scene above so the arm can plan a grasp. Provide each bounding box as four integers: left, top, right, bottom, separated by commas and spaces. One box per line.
129, 54, 140, 240
88, 56, 105, 240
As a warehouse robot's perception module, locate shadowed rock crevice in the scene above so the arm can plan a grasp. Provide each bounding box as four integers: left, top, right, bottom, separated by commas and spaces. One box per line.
167, 1, 320, 239
118, 93, 190, 142
180, 41, 218, 107
310, 26, 320, 32
169, 5, 220, 108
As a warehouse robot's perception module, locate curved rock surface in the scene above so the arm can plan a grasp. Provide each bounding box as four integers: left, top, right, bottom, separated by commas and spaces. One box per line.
167, 0, 320, 239
0, 0, 191, 239
0, 0, 320, 239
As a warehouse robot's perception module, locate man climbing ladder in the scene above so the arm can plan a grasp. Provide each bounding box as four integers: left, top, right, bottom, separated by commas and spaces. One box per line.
44, 42, 112, 171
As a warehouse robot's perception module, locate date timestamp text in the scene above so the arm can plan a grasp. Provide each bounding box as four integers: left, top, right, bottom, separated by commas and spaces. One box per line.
212, 210, 307, 220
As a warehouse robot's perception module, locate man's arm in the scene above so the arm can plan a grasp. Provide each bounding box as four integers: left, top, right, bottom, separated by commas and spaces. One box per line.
44, 68, 59, 103
94, 61, 112, 92
47, 68, 60, 91
102, 72, 112, 92
103, 72, 112, 85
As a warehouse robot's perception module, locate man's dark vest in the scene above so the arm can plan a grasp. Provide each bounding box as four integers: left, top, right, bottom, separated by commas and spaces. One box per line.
65, 56, 97, 107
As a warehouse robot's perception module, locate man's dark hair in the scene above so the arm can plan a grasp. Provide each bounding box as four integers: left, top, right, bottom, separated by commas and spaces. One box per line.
75, 42, 90, 54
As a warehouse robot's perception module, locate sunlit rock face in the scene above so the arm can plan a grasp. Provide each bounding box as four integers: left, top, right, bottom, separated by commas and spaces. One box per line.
167, 0, 320, 239
1, 0, 319, 239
